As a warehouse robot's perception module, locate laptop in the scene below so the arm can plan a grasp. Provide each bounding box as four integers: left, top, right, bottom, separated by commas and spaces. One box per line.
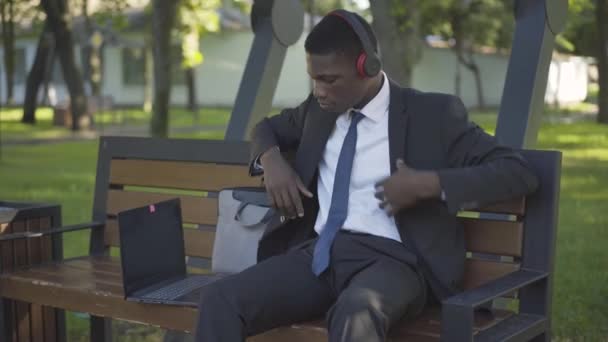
118, 198, 227, 307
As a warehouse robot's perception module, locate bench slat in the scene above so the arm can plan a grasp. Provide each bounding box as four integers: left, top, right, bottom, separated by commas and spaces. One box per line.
253, 307, 514, 341
67, 258, 122, 275
474, 198, 526, 216
462, 218, 523, 257
0, 257, 198, 332
104, 219, 215, 259
110, 159, 261, 191
14, 267, 123, 293
464, 258, 519, 290
106, 190, 218, 225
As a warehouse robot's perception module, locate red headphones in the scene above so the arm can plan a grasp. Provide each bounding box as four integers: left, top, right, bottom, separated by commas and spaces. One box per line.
328, 10, 381, 78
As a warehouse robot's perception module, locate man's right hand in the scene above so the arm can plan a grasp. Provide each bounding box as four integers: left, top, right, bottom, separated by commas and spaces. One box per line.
260, 147, 313, 219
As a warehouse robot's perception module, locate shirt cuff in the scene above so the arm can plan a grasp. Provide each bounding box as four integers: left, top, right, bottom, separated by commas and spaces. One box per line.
252, 146, 279, 175
253, 156, 264, 172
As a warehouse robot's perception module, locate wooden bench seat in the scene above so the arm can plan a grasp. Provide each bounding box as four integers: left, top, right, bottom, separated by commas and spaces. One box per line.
0, 255, 514, 340
0, 137, 561, 341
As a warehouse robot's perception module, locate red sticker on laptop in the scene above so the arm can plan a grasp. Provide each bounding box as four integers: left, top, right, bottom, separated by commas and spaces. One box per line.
149, 204, 156, 213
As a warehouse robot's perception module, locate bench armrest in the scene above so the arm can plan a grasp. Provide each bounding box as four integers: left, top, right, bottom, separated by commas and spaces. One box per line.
0, 221, 105, 242
440, 269, 547, 341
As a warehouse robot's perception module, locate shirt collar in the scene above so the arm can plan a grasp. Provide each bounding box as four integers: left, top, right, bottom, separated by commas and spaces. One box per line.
352, 72, 390, 123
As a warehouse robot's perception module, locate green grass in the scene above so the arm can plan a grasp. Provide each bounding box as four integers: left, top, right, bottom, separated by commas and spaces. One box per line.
0, 106, 231, 142
0, 107, 74, 140
1, 108, 607, 340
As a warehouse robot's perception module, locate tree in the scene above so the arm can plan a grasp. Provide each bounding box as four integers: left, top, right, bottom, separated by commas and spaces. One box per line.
596, 0, 608, 123
1, 0, 37, 105
150, 0, 179, 137
75, 0, 129, 97
22, 22, 54, 124
561, 0, 608, 124
420, 0, 512, 109
301, 0, 343, 14
38, 0, 87, 130
176, 0, 221, 113
1, 0, 15, 104
369, 0, 422, 87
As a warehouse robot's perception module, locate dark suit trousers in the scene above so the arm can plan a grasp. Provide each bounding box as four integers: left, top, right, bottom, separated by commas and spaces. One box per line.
195, 231, 427, 342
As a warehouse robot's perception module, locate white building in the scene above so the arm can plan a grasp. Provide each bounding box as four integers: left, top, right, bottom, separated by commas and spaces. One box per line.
0, 8, 589, 109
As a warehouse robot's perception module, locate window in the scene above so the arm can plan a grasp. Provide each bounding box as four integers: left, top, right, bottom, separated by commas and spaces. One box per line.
122, 47, 146, 86
121, 46, 186, 86
13, 48, 27, 84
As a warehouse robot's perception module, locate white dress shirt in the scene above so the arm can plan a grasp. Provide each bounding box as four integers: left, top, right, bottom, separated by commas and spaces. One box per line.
314, 73, 402, 242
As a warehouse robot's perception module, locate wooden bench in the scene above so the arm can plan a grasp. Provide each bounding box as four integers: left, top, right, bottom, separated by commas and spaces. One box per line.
0, 136, 561, 341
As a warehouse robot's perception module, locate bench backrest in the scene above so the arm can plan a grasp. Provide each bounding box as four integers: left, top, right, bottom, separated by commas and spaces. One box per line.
91, 137, 561, 296
90, 137, 261, 258
457, 149, 561, 298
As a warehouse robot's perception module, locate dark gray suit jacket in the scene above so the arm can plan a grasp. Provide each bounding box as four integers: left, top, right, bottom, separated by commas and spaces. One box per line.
249, 79, 539, 300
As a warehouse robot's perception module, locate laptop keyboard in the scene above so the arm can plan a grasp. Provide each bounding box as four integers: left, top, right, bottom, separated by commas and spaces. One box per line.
142, 275, 220, 300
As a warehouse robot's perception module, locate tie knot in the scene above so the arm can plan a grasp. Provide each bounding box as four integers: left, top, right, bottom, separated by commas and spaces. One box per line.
351, 111, 365, 125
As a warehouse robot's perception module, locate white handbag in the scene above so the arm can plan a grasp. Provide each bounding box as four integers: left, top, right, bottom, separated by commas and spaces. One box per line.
211, 188, 275, 273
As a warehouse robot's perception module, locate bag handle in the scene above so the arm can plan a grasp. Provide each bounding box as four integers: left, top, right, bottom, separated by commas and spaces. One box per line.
234, 202, 274, 228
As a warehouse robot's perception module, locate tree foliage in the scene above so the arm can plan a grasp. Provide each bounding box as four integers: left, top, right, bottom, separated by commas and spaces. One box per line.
560, 0, 596, 56
560, 0, 608, 124
176, 0, 221, 69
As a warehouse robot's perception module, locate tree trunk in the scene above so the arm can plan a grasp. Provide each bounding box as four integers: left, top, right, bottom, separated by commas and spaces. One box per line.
150, 0, 178, 137
41, 0, 88, 131
1, 0, 16, 104
454, 60, 461, 98
597, 0, 608, 124
453, 44, 486, 110
470, 60, 485, 110
22, 22, 54, 124
81, 0, 92, 94
42, 45, 56, 106
369, 0, 422, 87
459, 49, 485, 110
186, 67, 197, 113
450, 0, 485, 110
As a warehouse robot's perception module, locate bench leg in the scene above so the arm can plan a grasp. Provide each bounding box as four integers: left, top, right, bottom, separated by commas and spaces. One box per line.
54, 307, 67, 342
0, 299, 13, 342
520, 278, 552, 341
90, 315, 112, 342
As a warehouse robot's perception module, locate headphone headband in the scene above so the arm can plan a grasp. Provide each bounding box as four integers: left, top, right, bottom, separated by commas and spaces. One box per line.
328, 9, 381, 77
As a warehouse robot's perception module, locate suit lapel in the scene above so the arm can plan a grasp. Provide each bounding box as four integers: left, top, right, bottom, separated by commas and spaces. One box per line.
388, 80, 411, 174
295, 101, 340, 187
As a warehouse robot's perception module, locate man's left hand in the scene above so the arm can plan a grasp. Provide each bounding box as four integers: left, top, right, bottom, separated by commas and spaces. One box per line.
375, 159, 442, 216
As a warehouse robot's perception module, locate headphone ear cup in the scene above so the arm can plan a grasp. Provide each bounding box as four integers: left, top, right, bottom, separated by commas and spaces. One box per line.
364, 54, 382, 77
356, 52, 368, 78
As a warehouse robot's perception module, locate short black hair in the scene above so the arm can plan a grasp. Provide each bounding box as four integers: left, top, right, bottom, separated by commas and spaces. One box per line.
305, 11, 378, 59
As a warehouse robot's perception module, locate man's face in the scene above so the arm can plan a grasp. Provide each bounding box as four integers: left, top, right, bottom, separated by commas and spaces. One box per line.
306, 52, 370, 113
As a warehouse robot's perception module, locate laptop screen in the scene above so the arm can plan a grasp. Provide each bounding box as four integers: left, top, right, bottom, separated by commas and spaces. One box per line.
118, 198, 186, 295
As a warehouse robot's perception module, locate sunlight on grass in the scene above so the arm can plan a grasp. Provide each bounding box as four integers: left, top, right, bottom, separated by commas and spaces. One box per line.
0, 107, 54, 121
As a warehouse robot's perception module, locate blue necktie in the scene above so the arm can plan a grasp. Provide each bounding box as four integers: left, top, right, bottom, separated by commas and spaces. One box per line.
312, 111, 365, 276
